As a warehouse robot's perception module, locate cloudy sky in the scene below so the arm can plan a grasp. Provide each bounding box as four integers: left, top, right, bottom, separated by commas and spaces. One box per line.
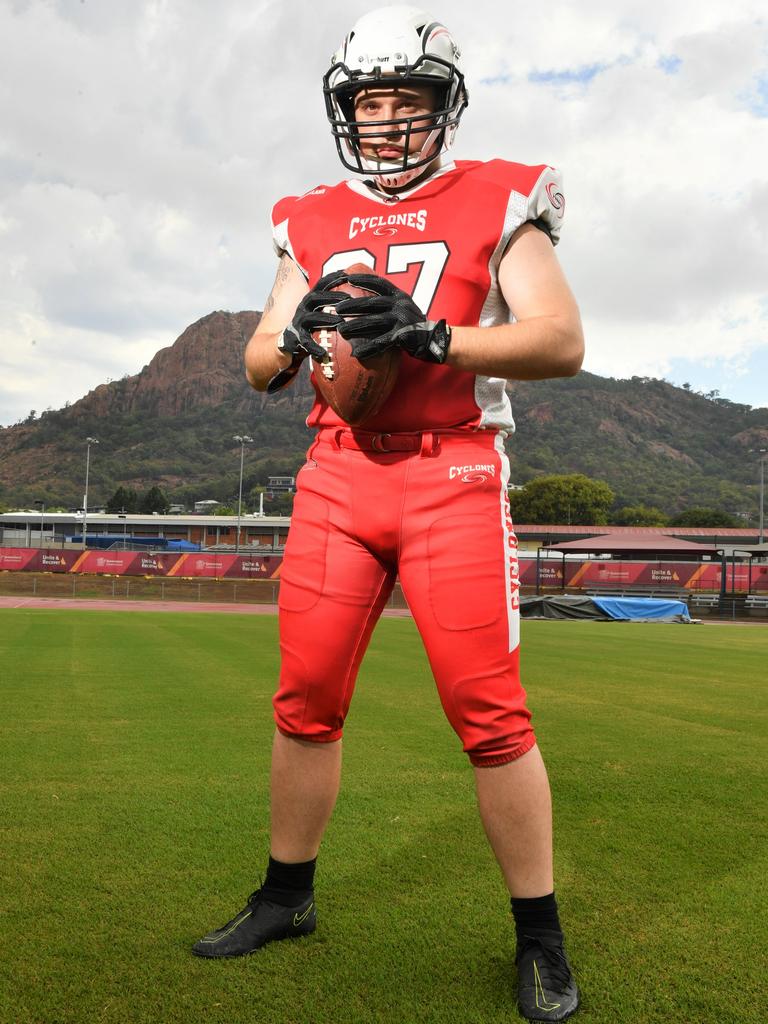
1, 0, 766, 426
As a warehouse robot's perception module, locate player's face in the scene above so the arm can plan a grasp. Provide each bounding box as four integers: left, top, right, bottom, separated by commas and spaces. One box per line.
353, 84, 438, 163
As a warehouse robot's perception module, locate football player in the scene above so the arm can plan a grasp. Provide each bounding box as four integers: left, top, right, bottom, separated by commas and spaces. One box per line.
194, 7, 583, 1021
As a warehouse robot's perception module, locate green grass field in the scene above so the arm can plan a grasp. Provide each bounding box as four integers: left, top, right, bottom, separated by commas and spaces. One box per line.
1, 610, 766, 1024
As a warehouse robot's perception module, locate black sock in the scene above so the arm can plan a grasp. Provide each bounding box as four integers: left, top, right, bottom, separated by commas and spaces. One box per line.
260, 855, 316, 907
511, 892, 562, 941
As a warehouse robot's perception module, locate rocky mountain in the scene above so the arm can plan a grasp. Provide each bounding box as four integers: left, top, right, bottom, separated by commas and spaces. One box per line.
72, 311, 262, 420
1, 309, 766, 516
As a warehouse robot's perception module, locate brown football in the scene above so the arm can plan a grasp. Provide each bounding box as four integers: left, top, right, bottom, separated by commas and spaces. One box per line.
311, 263, 401, 426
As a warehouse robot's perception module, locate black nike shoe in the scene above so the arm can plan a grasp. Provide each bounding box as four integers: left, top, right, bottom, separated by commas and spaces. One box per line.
515, 929, 580, 1021
192, 888, 316, 959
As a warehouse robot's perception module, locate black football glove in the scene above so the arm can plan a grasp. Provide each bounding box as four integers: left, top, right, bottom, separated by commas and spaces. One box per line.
335, 274, 452, 364
267, 271, 348, 393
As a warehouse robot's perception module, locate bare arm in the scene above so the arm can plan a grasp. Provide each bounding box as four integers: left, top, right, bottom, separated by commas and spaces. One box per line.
244, 254, 309, 391
445, 223, 584, 379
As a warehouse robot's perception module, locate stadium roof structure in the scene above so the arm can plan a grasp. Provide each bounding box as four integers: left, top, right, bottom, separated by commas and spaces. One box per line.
544, 532, 722, 557
517, 524, 755, 538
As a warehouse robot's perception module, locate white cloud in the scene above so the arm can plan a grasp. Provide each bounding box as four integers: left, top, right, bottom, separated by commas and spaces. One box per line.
0, 0, 767, 425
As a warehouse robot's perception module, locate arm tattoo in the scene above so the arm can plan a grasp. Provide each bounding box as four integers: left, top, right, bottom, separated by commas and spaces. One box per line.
262, 256, 292, 314
276, 256, 292, 286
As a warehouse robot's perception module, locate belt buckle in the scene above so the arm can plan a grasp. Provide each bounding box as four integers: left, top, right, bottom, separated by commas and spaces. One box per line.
371, 433, 392, 452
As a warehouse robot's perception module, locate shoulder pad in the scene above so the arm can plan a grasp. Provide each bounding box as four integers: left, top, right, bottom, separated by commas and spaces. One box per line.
270, 195, 298, 258
270, 184, 339, 257
271, 195, 298, 228
474, 159, 555, 198
463, 159, 565, 245
526, 166, 565, 245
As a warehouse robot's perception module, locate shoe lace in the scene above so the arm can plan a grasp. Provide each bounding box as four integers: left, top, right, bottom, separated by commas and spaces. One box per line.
518, 932, 572, 993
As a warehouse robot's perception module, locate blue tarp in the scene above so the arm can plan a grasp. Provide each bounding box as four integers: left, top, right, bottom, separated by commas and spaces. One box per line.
64, 535, 200, 551
591, 597, 691, 622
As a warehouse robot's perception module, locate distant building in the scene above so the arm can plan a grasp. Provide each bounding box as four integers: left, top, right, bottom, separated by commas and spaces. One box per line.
168, 504, 186, 514
194, 500, 220, 513
267, 476, 295, 494
0, 511, 291, 551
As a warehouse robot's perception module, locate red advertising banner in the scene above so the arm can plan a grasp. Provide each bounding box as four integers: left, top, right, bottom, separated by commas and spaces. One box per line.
519, 558, 768, 592
0, 548, 39, 572
166, 553, 282, 579
228, 556, 282, 579
0, 547, 282, 580
75, 551, 179, 576
2, 546, 766, 590
0, 547, 81, 573
38, 551, 81, 572
721, 562, 768, 593
519, 560, 564, 587
569, 560, 703, 589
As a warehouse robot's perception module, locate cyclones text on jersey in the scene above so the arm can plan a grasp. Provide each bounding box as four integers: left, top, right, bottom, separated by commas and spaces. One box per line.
349, 209, 428, 238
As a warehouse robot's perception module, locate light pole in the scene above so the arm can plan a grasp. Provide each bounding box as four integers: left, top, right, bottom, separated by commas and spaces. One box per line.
749, 449, 767, 545
118, 510, 128, 550
34, 499, 45, 548
233, 435, 253, 553
82, 437, 99, 548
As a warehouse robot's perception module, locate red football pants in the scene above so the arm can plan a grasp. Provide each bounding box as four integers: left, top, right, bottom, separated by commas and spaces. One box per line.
273, 428, 534, 767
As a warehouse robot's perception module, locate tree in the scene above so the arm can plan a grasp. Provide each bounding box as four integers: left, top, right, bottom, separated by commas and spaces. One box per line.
106, 486, 139, 513
509, 473, 614, 525
264, 491, 295, 516
139, 486, 170, 514
612, 505, 669, 527
214, 505, 236, 516
669, 507, 741, 528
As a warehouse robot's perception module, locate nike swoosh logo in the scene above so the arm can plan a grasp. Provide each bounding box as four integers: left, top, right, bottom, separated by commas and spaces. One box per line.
199, 909, 252, 943
534, 959, 562, 1013
293, 903, 314, 927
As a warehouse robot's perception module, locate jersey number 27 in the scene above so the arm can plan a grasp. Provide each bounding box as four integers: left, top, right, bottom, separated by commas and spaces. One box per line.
322, 241, 449, 316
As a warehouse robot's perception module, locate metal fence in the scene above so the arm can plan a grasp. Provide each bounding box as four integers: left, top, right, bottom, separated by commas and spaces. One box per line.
0, 571, 410, 609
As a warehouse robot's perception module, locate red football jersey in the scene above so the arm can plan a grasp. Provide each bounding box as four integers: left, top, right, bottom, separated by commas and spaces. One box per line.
271, 159, 565, 433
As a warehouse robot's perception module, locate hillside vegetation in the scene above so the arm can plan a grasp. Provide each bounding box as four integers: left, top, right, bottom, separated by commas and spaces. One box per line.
1, 311, 766, 517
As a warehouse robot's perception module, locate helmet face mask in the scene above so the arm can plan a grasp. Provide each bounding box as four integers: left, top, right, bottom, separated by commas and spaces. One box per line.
324, 8, 468, 189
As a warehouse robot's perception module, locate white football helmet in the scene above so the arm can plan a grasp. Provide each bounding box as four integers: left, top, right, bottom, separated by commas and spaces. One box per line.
324, 6, 468, 189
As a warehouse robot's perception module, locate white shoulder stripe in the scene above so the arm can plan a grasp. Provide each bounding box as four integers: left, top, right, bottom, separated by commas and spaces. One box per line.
472, 186, 525, 432
495, 433, 520, 653
271, 216, 309, 280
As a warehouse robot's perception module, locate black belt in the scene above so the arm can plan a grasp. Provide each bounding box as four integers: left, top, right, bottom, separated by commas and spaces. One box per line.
317, 428, 489, 455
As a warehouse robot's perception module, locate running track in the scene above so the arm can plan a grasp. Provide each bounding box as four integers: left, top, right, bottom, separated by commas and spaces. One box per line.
0, 596, 759, 625
0, 595, 412, 617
